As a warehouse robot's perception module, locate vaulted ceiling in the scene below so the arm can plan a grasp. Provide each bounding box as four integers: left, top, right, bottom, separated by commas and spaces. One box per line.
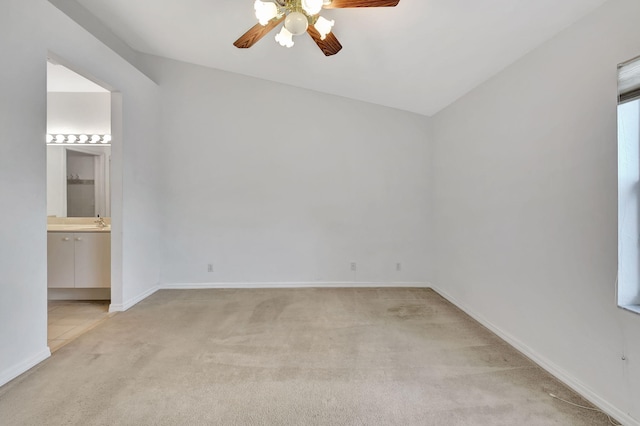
72, 0, 607, 116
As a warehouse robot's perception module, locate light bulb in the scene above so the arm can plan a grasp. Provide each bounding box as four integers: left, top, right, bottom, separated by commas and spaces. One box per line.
302, 0, 323, 15
67, 135, 77, 143
284, 11, 308, 35
55, 134, 65, 143
46, 134, 54, 143
102, 135, 112, 143
90, 135, 101, 144
254, 0, 278, 26
275, 27, 294, 48
314, 16, 335, 40
78, 134, 88, 143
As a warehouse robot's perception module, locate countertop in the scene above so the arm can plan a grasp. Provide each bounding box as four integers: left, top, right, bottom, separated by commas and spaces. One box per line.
47, 217, 111, 233
47, 224, 111, 233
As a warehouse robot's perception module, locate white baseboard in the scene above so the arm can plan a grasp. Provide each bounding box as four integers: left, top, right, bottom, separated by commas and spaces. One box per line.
160, 281, 431, 290
0, 348, 51, 388
431, 286, 638, 426
109, 285, 159, 312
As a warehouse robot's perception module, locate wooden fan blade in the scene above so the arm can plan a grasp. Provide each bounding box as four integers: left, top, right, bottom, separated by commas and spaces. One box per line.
307, 26, 343, 56
323, 0, 399, 8
233, 17, 284, 49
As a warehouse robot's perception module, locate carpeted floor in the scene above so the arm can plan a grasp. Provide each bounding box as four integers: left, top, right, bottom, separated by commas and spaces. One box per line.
0, 288, 614, 425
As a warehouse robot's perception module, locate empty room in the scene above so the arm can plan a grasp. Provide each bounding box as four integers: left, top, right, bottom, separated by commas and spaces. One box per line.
1, 0, 639, 424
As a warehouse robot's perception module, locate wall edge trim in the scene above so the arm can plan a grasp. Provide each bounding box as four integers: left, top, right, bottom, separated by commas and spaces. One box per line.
109, 285, 159, 312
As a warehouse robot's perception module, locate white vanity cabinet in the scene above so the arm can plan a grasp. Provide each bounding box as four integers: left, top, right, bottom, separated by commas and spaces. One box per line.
47, 232, 111, 288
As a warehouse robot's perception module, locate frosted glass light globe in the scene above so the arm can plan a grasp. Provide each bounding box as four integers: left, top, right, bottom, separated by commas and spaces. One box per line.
314, 16, 334, 40
254, 0, 278, 25
302, 0, 323, 15
284, 12, 308, 36
275, 27, 294, 48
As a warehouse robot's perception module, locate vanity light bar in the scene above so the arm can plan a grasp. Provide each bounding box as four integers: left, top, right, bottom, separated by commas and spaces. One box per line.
46, 134, 112, 145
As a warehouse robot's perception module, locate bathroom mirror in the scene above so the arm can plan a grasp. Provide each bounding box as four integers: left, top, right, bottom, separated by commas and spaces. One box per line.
617, 54, 640, 313
47, 145, 111, 218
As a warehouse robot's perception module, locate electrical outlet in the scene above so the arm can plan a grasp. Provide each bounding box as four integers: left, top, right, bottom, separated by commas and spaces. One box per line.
396, 262, 402, 272
207, 263, 214, 273
350, 262, 357, 272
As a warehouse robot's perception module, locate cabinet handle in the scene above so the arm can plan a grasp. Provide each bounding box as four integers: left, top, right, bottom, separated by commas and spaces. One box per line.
75, 237, 82, 241
63, 237, 70, 241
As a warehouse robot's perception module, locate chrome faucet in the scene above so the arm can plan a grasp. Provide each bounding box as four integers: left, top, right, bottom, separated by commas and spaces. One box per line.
94, 217, 107, 228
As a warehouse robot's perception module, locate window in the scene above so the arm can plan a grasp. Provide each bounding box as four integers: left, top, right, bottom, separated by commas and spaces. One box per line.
618, 55, 640, 314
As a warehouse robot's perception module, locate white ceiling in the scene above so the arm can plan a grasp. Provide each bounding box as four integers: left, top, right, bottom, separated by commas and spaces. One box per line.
73, 0, 607, 116
47, 62, 109, 93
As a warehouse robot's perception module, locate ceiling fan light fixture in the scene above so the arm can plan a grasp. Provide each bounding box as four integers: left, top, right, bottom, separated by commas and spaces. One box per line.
254, 0, 278, 25
275, 26, 294, 47
235, 0, 399, 56
314, 16, 335, 40
302, 0, 323, 15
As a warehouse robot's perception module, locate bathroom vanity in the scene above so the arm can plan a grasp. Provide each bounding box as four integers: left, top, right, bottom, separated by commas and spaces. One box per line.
47, 218, 111, 289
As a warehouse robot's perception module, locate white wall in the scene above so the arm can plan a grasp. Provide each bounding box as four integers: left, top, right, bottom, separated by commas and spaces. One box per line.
432, 0, 640, 423
0, 0, 161, 387
147, 57, 433, 287
47, 92, 111, 134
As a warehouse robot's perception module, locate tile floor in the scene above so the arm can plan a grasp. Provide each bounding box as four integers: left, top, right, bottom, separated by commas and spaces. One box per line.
47, 300, 112, 352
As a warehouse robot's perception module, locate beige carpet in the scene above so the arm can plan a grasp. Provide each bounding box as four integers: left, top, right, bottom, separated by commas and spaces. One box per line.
0, 288, 613, 425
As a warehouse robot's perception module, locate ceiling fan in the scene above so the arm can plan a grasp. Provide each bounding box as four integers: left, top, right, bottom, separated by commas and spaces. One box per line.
233, 0, 400, 57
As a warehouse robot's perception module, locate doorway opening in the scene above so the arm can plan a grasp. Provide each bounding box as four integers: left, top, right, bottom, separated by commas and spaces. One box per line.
46, 57, 114, 352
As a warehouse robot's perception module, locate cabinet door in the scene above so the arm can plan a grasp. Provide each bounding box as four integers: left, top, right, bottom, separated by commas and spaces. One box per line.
47, 233, 75, 288
73, 233, 111, 288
